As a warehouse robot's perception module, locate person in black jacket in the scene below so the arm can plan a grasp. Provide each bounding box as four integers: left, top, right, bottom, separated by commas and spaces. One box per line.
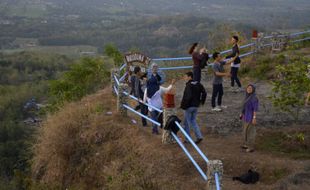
180, 71, 206, 144
131, 66, 148, 126
226, 35, 242, 92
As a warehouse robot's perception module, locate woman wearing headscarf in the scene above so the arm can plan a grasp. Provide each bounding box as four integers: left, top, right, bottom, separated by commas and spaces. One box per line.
188, 43, 209, 83
240, 84, 259, 153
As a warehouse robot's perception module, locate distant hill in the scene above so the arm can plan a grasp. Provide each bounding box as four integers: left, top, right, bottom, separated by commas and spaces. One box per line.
0, 0, 309, 29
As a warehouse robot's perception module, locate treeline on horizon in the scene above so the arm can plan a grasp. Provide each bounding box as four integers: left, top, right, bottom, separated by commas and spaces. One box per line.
0, 15, 260, 57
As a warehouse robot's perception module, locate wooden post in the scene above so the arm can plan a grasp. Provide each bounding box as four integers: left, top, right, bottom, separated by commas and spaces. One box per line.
207, 160, 223, 190
117, 83, 128, 116
162, 93, 176, 144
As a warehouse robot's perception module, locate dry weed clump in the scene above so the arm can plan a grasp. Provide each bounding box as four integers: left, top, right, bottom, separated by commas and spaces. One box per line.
31, 89, 168, 190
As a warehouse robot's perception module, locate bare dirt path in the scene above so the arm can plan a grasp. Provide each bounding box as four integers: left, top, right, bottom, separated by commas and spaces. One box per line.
126, 73, 310, 189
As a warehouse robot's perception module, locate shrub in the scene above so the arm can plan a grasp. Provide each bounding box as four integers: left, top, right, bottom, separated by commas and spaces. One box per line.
104, 44, 123, 67
49, 57, 109, 108
270, 59, 310, 121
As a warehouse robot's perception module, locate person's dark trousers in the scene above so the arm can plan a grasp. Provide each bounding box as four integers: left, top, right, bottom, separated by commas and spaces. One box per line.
140, 103, 148, 126
193, 66, 201, 82
211, 84, 224, 108
230, 67, 241, 87
134, 104, 141, 111
150, 110, 159, 134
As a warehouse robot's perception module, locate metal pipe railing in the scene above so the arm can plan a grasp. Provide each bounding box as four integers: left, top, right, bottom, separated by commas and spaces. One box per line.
113, 75, 120, 86
152, 42, 254, 62
158, 51, 254, 71
119, 72, 128, 82
215, 172, 221, 190
120, 63, 127, 71
175, 121, 209, 163
123, 91, 163, 113
113, 85, 118, 95
262, 43, 272, 48
153, 56, 192, 62
290, 30, 310, 37
291, 37, 310, 43
239, 51, 254, 58
171, 132, 208, 181
122, 104, 161, 126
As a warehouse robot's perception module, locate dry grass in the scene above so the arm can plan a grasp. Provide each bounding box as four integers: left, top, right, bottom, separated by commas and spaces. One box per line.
31, 87, 205, 190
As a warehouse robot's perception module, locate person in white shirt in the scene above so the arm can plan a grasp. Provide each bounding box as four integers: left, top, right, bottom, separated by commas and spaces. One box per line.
143, 79, 176, 134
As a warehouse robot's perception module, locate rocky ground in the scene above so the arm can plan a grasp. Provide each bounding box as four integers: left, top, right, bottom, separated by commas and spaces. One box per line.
127, 72, 310, 190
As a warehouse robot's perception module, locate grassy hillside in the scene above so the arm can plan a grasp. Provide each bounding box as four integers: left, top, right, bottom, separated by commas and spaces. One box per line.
32, 88, 206, 190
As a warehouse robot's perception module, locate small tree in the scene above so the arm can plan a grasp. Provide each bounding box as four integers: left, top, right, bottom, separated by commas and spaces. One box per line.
270, 60, 310, 121
49, 57, 109, 108
104, 44, 123, 67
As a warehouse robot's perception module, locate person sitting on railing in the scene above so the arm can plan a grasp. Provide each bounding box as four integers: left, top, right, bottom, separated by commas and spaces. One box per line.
143, 74, 176, 135
188, 42, 209, 83
180, 71, 206, 144
130, 66, 148, 127
211, 52, 236, 112
226, 35, 242, 92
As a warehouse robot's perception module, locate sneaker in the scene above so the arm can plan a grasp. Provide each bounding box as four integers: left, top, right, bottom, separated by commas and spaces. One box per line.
237, 87, 243, 92
152, 130, 159, 135
211, 107, 222, 112
220, 105, 227, 109
195, 138, 203, 144
230, 87, 238, 93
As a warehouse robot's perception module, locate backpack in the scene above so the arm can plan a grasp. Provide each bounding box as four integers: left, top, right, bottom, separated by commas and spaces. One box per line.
233, 169, 260, 184
163, 115, 181, 134
199, 54, 209, 69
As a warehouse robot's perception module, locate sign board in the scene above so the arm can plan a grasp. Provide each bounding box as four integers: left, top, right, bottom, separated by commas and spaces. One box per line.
124, 52, 151, 74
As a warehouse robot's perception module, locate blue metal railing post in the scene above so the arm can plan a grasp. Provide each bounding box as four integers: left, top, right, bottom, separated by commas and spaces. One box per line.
175, 121, 209, 164
122, 104, 161, 126
215, 172, 221, 190
171, 132, 208, 181
122, 92, 163, 113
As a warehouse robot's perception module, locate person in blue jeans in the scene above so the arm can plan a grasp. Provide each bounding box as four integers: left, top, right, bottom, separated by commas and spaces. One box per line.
180, 71, 206, 144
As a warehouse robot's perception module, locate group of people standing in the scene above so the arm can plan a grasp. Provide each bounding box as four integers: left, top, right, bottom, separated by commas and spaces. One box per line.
185, 35, 258, 151
129, 35, 259, 152
130, 63, 174, 135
